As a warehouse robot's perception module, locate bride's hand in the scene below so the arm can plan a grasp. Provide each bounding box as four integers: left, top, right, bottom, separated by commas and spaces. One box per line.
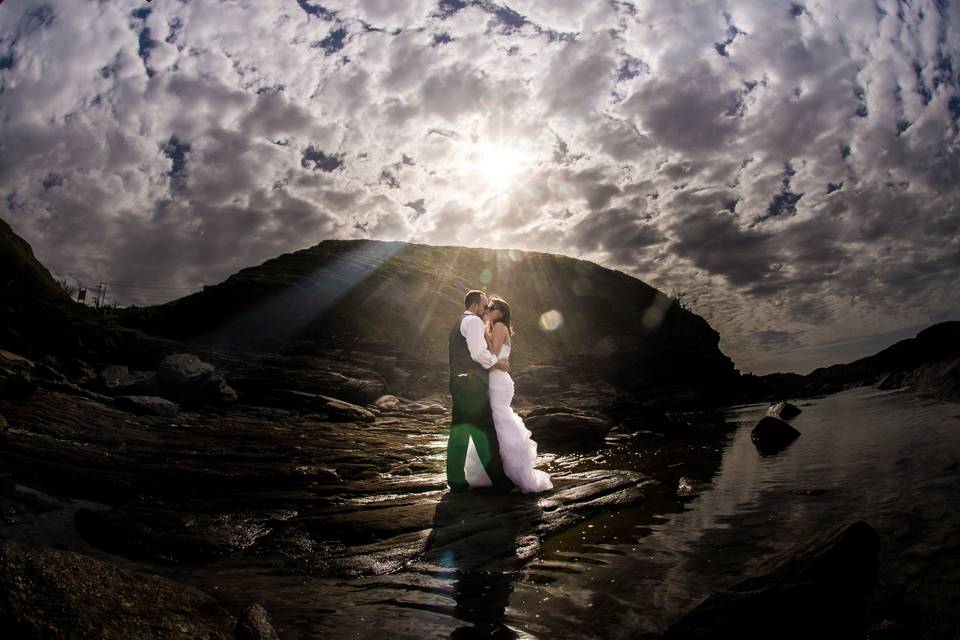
494, 358, 510, 372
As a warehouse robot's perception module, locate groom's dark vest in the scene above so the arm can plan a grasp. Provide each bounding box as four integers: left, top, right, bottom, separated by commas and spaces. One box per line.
449, 314, 488, 385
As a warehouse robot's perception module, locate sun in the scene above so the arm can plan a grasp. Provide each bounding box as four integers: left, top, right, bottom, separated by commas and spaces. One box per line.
474, 144, 529, 193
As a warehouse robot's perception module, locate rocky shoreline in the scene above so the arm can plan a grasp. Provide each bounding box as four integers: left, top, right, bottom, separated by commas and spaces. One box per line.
2, 345, 733, 638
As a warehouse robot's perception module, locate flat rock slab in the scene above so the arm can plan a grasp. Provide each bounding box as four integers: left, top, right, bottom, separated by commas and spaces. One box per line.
0, 540, 236, 640
114, 395, 179, 417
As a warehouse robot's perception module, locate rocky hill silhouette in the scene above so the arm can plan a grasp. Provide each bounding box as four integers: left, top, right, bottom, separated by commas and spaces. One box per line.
758, 321, 960, 401
117, 239, 745, 405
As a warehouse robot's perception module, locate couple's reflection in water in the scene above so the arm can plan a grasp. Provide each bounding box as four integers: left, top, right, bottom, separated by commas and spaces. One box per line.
422, 491, 544, 639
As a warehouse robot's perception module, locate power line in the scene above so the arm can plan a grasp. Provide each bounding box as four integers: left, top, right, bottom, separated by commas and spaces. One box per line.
104, 283, 204, 290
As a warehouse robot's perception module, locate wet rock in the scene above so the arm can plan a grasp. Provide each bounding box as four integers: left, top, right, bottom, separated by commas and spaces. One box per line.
210, 352, 387, 405
661, 520, 880, 639
0, 351, 36, 400
156, 353, 237, 407
0, 413, 7, 434
677, 476, 701, 497
75, 508, 274, 564
0, 349, 34, 370
867, 619, 907, 639
34, 363, 69, 386
318, 395, 376, 422
0, 540, 236, 639
400, 401, 447, 415
523, 409, 613, 448
236, 603, 281, 640
114, 395, 179, 418
767, 400, 802, 419
751, 416, 801, 454
513, 364, 566, 396
269, 390, 375, 422
99, 364, 159, 395
374, 394, 400, 410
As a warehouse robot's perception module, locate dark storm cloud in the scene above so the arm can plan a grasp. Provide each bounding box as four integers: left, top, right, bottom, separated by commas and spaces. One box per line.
624, 62, 745, 154
569, 206, 665, 266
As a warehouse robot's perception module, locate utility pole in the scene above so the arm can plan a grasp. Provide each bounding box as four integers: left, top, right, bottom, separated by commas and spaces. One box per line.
94, 282, 105, 309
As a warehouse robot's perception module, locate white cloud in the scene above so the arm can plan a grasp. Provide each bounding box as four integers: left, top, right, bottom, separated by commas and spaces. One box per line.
1, 0, 958, 374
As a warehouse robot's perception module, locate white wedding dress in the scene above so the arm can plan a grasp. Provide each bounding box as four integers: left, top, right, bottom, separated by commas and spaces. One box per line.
464, 344, 553, 493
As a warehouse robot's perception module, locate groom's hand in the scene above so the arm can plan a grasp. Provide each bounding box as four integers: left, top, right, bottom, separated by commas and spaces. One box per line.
494, 358, 510, 372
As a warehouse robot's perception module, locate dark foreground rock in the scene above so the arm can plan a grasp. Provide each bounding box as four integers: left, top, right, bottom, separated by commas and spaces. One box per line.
750, 416, 801, 454
157, 353, 238, 407
661, 520, 880, 639
0, 540, 236, 639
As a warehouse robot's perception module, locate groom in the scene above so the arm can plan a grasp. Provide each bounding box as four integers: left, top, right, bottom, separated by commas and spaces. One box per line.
447, 290, 515, 492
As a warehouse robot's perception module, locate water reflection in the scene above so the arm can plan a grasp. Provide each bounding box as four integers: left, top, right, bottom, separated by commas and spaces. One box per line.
422, 492, 544, 638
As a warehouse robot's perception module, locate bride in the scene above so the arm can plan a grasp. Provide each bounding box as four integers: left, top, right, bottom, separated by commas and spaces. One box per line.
481, 296, 553, 493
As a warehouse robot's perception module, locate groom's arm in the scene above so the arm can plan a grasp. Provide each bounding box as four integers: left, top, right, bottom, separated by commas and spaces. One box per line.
461, 316, 507, 371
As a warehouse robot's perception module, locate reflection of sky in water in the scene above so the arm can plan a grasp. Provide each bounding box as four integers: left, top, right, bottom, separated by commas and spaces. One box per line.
509, 388, 960, 638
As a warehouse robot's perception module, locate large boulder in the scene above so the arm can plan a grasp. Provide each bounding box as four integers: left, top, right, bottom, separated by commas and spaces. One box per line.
750, 416, 801, 454
661, 520, 880, 639
156, 353, 237, 407
99, 365, 160, 396
0, 540, 236, 639
513, 364, 567, 396
523, 408, 613, 448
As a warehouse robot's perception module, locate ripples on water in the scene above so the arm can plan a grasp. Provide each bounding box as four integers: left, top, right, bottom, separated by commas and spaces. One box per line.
502, 387, 960, 639
185, 388, 959, 639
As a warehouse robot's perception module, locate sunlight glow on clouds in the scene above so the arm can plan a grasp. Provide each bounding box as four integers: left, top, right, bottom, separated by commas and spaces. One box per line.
1, 0, 959, 374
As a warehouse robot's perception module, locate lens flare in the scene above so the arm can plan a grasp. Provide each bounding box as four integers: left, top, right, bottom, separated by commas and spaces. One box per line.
479, 269, 492, 283
539, 310, 564, 331
642, 292, 672, 330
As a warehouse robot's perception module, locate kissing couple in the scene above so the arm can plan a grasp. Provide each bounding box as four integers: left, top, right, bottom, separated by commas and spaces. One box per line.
446, 290, 553, 494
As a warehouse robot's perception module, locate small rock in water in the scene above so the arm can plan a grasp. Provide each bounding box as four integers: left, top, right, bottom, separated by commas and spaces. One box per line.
767, 400, 802, 419
677, 477, 696, 497
750, 416, 801, 454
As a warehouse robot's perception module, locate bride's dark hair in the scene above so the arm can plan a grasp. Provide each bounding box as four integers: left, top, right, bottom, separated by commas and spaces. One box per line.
487, 296, 515, 335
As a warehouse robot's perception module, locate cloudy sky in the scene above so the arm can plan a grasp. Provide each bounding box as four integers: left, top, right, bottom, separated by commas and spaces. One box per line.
1, 0, 958, 375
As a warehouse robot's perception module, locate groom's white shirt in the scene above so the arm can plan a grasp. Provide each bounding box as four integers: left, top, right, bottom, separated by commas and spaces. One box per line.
461, 311, 499, 369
